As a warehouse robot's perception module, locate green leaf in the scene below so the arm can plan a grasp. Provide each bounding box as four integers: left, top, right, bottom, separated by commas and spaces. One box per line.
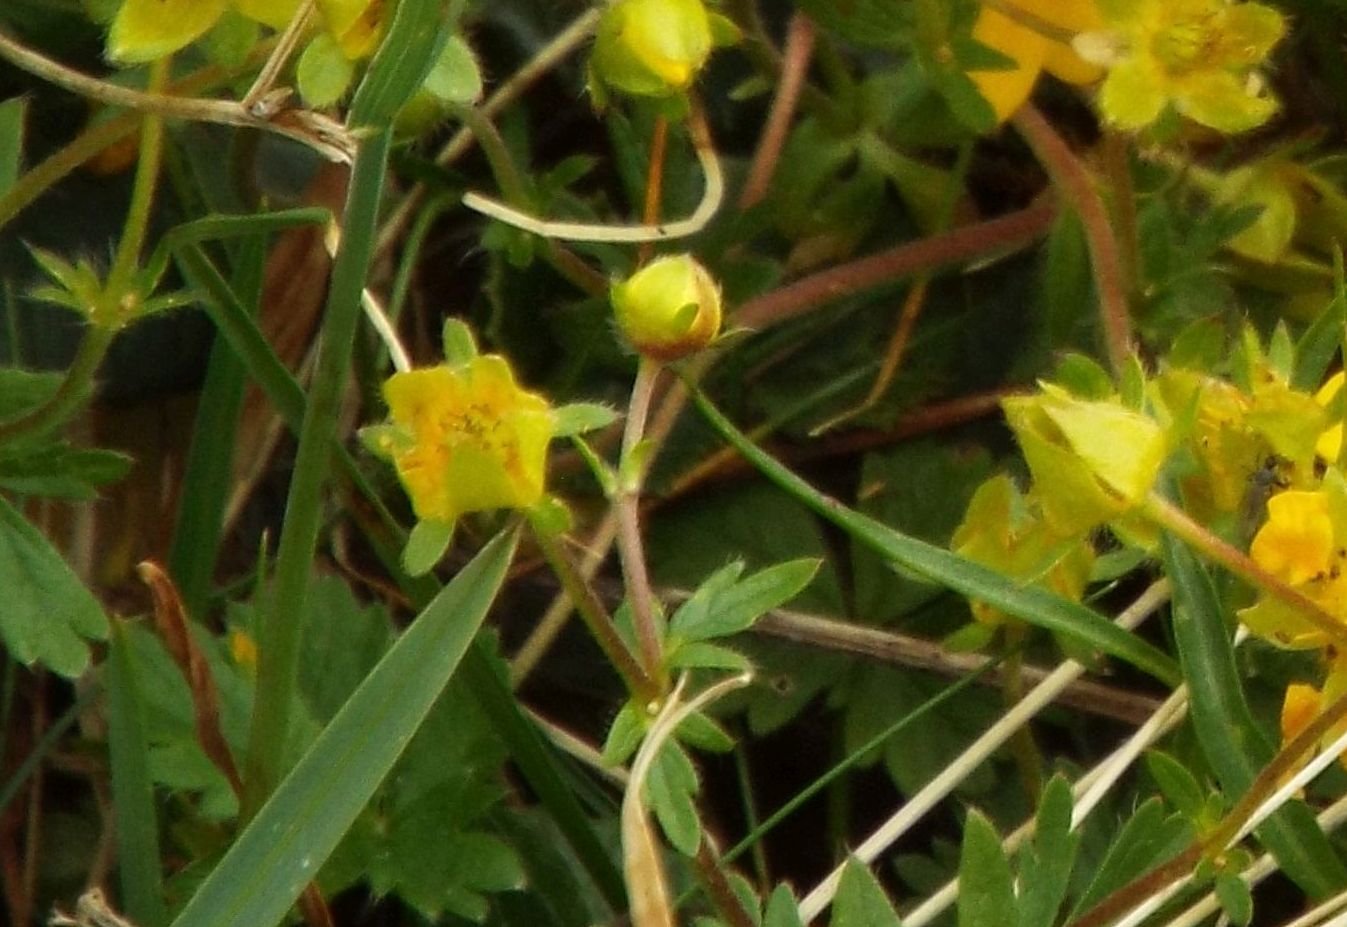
349, 0, 458, 128
602, 700, 646, 766
1145, 750, 1207, 821
1161, 516, 1347, 896
442, 317, 478, 365
958, 810, 1017, 927
830, 858, 902, 927
1070, 798, 1192, 918
647, 742, 701, 856
0, 367, 60, 421
105, 621, 168, 927
1294, 263, 1347, 391
0, 97, 24, 197
403, 518, 455, 576
0, 442, 132, 499
765, 885, 805, 927
689, 386, 1181, 686
296, 32, 356, 108
1017, 776, 1079, 927
0, 495, 107, 677
671, 558, 819, 643
666, 641, 751, 672
553, 402, 619, 437
422, 33, 482, 104
169, 529, 517, 927
1215, 871, 1253, 927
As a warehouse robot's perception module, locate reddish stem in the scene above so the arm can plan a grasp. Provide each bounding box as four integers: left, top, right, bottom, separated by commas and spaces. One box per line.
739, 12, 816, 210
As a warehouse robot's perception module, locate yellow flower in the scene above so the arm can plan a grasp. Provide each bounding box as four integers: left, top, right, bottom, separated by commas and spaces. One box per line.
968, 0, 1104, 123
1250, 490, 1335, 586
1077, 0, 1286, 132
368, 356, 556, 523
611, 254, 722, 361
107, 0, 386, 64
1280, 656, 1347, 770
589, 0, 737, 100
1317, 371, 1344, 463
1002, 384, 1167, 535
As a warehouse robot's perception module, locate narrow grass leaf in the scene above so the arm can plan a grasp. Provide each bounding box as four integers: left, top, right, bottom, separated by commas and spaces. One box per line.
688, 386, 1180, 685
105, 620, 168, 927
348, 0, 459, 128
170, 528, 517, 927
1161, 525, 1347, 896
0, 97, 24, 196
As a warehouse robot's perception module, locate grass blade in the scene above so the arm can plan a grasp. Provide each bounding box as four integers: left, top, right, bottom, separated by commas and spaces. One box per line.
169, 528, 518, 927
1160, 522, 1347, 897
105, 620, 168, 927
688, 384, 1180, 686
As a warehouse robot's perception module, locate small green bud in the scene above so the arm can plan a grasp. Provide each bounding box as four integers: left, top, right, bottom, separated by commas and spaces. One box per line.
591, 0, 713, 99
612, 254, 722, 361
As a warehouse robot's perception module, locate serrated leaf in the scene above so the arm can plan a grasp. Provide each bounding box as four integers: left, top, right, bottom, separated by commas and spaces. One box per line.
671, 559, 819, 643
1017, 776, 1079, 927
0, 495, 107, 677
958, 809, 1016, 927
1071, 798, 1193, 917
1145, 750, 1207, 820
647, 743, 701, 856
830, 858, 902, 927
675, 710, 734, 753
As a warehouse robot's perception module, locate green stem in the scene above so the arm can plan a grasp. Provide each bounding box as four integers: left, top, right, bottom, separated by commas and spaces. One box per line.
527, 513, 660, 705
616, 358, 665, 686
0, 59, 167, 447
242, 127, 393, 817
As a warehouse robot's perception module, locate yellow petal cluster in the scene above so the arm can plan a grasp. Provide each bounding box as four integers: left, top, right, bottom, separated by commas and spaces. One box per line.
369, 355, 556, 524
590, 0, 714, 99
1079, 0, 1286, 133
968, 0, 1104, 123
107, 0, 385, 64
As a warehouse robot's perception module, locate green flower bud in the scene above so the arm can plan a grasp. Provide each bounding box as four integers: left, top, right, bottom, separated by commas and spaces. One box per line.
612, 254, 722, 361
591, 0, 713, 99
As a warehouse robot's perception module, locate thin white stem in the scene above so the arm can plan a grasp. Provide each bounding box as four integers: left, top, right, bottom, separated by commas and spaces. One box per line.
1236, 722, 1347, 843
375, 7, 602, 257
797, 581, 1171, 923
462, 110, 723, 243
1162, 794, 1347, 927
902, 581, 1177, 927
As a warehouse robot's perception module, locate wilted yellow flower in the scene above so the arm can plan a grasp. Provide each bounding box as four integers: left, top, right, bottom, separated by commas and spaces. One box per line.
367, 356, 556, 523
1002, 385, 1167, 535
1076, 0, 1286, 132
612, 254, 722, 361
952, 474, 1095, 628
967, 0, 1104, 123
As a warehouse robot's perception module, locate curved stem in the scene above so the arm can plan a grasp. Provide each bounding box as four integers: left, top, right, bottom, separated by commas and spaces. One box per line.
738, 12, 815, 211
527, 514, 660, 705
617, 358, 665, 686
734, 201, 1057, 329
1012, 105, 1132, 375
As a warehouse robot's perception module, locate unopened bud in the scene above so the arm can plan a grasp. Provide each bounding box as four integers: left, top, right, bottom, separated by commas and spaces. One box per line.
612, 254, 722, 361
